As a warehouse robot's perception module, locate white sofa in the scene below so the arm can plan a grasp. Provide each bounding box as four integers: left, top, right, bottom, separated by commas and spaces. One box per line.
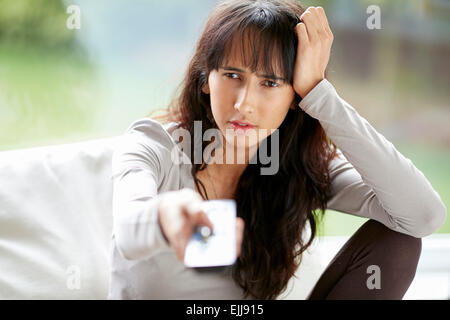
0, 136, 339, 300
0, 137, 116, 299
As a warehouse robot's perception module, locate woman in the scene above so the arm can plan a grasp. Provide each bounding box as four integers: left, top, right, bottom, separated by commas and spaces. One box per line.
108, 0, 446, 300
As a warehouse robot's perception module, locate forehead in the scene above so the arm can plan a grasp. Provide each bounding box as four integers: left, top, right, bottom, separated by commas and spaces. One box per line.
220, 31, 283, 76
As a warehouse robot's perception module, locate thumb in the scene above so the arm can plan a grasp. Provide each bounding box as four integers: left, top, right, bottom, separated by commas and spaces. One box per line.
184, 201, 214, 231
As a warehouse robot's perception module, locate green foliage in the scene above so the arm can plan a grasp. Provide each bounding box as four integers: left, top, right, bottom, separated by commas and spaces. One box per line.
0, 42, 100, 151
0, 0, 77, 49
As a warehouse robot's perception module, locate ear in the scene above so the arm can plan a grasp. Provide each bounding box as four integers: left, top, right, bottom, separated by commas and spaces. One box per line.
202, 83, 210, 94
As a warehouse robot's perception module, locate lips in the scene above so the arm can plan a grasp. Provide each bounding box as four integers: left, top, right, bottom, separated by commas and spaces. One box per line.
229, 120, 255, 128
229, 120, 256, 133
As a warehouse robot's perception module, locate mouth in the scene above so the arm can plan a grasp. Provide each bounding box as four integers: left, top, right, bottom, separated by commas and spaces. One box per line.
228, 120, 256, 132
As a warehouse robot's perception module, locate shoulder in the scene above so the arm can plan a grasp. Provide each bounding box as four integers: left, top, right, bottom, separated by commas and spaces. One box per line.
124, 117, 180, 146
113, 117, 182, 167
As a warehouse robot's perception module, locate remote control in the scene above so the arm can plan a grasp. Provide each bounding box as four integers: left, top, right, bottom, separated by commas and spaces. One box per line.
184, 199, 237, 268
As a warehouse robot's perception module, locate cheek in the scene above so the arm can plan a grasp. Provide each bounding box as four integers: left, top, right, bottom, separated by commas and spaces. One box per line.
258, 102, 291, 130
266, 91, 295, 127
210, 84, 234, 118
210, 94, 229, 118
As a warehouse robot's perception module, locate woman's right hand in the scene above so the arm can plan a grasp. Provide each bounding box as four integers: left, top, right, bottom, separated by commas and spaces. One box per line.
157, 188, 245, 262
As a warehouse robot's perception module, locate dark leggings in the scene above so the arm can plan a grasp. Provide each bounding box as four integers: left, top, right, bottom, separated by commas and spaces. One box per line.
307, 219, 422, 300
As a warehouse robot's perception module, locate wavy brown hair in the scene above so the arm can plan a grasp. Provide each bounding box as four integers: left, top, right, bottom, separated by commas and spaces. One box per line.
148, 0, 338, 299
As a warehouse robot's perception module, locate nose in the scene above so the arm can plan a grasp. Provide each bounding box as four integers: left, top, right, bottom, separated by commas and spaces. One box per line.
234, 82, 255, 115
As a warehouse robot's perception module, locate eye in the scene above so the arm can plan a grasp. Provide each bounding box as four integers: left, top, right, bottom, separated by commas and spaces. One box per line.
264, 80, 280, 88
223, 73, 280, 88
224, 72, 240, 79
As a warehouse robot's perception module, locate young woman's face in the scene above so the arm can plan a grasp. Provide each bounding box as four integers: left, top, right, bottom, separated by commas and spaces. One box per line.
202, 48, 296, 153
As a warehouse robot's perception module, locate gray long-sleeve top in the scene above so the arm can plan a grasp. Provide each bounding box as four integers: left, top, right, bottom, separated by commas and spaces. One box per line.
107, 78, 447, 299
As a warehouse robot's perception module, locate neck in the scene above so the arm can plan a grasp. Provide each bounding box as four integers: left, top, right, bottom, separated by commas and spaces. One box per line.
206, 135, 258, 183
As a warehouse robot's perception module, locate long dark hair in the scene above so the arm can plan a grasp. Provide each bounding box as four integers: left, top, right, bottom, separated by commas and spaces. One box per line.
148, 0, 338, 299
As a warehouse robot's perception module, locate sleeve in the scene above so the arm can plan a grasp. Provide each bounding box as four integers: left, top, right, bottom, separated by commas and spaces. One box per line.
111, 119, 173, 260
298, 79, 447, 238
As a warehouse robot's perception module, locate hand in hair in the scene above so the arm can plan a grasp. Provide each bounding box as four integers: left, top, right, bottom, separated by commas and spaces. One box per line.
293, 6, 334, 100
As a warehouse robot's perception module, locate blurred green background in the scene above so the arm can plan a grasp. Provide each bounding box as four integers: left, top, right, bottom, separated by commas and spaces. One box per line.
0, 0, 448, 236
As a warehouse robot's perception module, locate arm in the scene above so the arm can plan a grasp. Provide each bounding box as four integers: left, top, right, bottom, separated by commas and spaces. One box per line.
111, 120, 173, 260
299, 79, 447, 238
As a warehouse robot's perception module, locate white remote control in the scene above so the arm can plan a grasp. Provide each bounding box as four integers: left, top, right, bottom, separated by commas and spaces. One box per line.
184, 199, 237, 268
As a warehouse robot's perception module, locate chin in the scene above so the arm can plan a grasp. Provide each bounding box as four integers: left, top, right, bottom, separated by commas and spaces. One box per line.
223, 130, 259, 149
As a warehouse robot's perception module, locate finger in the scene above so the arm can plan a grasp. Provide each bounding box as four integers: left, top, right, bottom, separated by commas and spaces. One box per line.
182, 190, 207, 219
173, 231, 189, 261
309, 7, 326, 41
176, 216, 201, 261
177, 203, 213, 262
195, 210, 214, 231
314, 6, 333, 41
300, 9, 319, 43
183, 202, 214, 231
316, 6, 333, 39
235, 217, 245, 257
295, 22, 309, 47
176, 241, 185, 261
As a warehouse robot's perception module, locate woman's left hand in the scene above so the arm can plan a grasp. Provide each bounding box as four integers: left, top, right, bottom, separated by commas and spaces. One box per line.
293, 6, 334, 99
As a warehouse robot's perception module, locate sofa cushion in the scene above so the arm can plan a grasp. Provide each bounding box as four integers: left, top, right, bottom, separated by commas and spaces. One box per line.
0, 137, 118, 299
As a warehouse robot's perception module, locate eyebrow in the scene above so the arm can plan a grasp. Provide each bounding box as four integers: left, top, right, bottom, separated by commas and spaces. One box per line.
220, 66, 286, 82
